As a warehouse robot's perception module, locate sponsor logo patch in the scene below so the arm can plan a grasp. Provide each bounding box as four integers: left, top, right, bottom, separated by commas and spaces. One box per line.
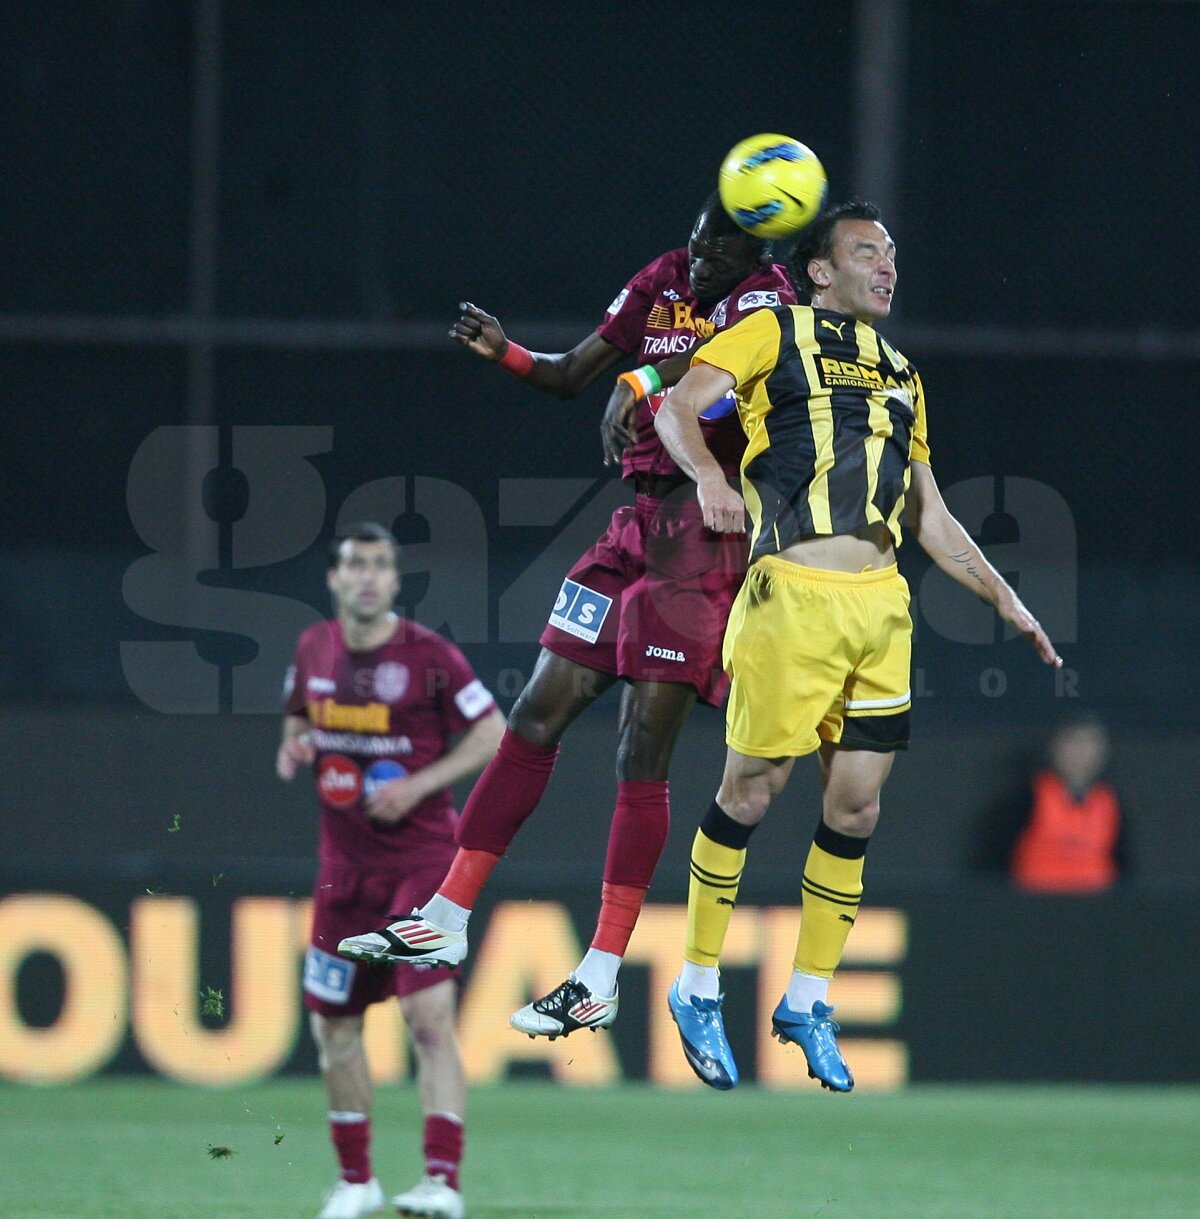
548, 579, 613, 645
454, 678, 494, 720
645, 644, 686, 662
737, 290, 780, 310
304, 946, 355, 1004
606, 288, 630, 315
363, 759, 407, 798
373, 661, 408, 703
317, 754, 363, 808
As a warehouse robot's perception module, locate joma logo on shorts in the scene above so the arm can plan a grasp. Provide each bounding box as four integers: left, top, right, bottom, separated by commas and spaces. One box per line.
645, 645, 686, 662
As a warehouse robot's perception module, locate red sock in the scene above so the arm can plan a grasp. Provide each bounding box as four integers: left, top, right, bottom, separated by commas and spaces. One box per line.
438, 848, 500, 910
329, 1111, 371, 1183
455, 728, 559, 855
424, 1113, 464, 1190
592, 881, 646, 955
591, 780, 670, 954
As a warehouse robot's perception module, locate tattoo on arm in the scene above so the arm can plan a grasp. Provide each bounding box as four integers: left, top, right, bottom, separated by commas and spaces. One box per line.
949, 549, 989, 588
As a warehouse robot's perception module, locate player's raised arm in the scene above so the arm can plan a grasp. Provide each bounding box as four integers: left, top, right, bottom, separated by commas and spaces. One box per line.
654, 363, 745, 534
449, 301, 625, 399
905, 461, 1062, 666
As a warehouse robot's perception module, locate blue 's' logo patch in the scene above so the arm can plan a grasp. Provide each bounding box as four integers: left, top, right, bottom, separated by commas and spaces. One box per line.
304, 946, 355, 1004
548, 579, 613, 645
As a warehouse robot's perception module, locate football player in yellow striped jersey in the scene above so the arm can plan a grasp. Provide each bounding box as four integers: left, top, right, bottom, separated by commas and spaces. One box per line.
656, 201, 1061, 1093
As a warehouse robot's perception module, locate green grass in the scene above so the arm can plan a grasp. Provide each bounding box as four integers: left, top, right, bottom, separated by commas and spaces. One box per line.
3, 1080, 1198, 1218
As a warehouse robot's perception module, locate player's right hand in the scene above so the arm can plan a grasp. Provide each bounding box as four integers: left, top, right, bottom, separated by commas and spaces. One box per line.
276, 734, 315, 781
698, 476, 746, 534
601, 380, 638, 465
449, 301, 507, 360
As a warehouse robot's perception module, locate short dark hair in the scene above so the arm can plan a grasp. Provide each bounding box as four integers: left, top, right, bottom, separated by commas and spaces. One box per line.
328, 521, 401, 569
693, 191, 771, 264
791, 200, 884, 298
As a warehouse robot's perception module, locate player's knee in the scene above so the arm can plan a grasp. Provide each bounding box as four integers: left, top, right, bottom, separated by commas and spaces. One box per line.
405, 1009, 455, 1058
716, 782, 772, 826
824, 795, 881, 836
310, 1014, 363, 1070
507, 695, 564, 748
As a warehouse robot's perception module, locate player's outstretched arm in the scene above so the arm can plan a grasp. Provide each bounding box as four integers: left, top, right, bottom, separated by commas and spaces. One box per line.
906, 461, 1062, 667
450, 301, 625, 399
654, 363, 745, 534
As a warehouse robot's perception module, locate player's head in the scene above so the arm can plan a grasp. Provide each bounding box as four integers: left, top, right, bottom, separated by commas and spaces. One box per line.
688, 191, 771, 304
793, 201, 895, 322
327, 522, 401, 624
1048, 713, 1109, 789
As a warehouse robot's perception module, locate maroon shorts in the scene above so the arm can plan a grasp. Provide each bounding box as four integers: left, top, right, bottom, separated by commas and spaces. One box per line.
538, 488, 747, 707
303, 844, 457, 1017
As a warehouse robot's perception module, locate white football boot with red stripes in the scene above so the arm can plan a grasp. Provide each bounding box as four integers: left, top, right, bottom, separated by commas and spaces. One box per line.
337, 911, 467, 967
510, 975, 619, 1039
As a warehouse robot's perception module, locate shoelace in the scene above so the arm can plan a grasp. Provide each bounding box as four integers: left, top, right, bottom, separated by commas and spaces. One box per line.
533, 979, 587, 1014
804, 1006, 843, 1056
690, 996, 724, 1026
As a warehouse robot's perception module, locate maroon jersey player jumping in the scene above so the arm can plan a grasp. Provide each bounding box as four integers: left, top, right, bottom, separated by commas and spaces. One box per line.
339, 194, 796, 1041
279, 522, 503, 1219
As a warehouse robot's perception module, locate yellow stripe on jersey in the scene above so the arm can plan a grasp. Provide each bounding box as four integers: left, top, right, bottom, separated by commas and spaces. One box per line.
692, 304, 929, 563
795, 307, 835, 535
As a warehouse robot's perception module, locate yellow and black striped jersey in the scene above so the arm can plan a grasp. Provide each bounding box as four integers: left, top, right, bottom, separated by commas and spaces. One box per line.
694, 304, 930, 563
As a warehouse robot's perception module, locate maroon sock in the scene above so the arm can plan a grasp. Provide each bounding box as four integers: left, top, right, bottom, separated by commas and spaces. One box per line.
455, 728, 559, 855
423, 1113, 464, 1190
329, 1112, 371, 1183
602, 779, 670, 889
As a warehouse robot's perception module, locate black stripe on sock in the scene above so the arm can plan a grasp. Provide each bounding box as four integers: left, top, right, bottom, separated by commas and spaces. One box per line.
690, 861, 743, 884
813, 818, 870, 860
691, 867, 741, 890
700, 802, 757, 849
802, 879, 861, 907
801, 875, 861, 902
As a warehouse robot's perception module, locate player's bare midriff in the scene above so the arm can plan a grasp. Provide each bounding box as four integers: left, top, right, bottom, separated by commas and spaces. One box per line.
776, 523, 896, 573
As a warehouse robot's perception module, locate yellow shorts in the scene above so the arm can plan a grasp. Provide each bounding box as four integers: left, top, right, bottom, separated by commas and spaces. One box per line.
723, 556, 912, 758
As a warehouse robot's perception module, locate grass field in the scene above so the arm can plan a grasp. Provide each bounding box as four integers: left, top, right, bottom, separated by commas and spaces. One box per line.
3, 1079, 1198, 1218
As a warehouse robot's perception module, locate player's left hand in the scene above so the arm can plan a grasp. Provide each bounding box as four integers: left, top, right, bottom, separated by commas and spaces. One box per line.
697, 474, 746, 534
601, 380, 638, 465
996, 590, 1063, 667
365, 775, 432, 824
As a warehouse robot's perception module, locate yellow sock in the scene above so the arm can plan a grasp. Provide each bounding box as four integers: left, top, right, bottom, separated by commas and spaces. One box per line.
794, 825, 868, 978
685, 804, 755, 967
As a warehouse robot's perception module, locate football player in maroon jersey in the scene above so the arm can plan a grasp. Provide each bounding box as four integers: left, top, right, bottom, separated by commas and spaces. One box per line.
280, 522, 503, 1219
339, 196, 796, 1043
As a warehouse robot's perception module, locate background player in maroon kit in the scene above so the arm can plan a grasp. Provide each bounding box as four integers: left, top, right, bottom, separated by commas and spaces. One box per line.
339, 197, 796, 1039
279, 523, 504, 1219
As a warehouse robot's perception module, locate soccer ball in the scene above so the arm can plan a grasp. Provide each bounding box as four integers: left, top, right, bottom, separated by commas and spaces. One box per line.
718, 133, 828, 239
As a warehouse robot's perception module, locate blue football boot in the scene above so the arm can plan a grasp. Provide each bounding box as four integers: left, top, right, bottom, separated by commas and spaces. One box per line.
667, 978, 739, 1091
771, 998, 854, 1092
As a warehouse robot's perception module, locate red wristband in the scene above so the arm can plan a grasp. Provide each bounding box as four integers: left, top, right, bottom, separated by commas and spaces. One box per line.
497, 341, 534, 377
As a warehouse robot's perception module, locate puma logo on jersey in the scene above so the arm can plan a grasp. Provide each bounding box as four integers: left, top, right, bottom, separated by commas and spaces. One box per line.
821, 319, 848, 339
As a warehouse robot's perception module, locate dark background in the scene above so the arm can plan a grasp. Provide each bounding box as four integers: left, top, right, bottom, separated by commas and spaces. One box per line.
1, 1, 1197, 1079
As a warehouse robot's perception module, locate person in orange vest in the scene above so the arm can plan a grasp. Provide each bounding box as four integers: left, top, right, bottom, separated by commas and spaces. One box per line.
990, 716, 1132, 893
